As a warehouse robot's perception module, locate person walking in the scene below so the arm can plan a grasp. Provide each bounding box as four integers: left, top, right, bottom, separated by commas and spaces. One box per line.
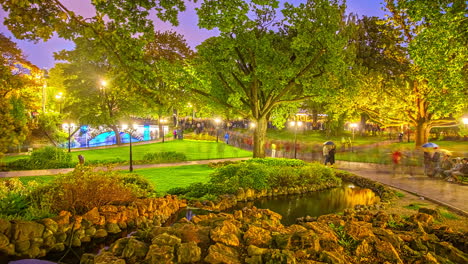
323, 145, 331, 165
391, 149, 403, 175
271, 143, 277, 158
224, 132, 230, 144
329, 145, 336, 167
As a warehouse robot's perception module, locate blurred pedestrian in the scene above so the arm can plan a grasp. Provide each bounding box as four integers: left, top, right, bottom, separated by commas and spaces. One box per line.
323, 145, 331, 165
329, 145, 336, 167
271, 143, 277, 158
391, 149, 403, 175
224, 132, 229, 144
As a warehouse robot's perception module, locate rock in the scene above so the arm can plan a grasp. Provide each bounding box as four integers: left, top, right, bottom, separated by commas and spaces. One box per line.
11, 221, 45, 241
247, 245, 269, 256
320, 250, 347, 264
409, 213, 434, 226
264, 249, 296, 263
245, 255, 263, 264
177, 241, 201, 263
152, 233, 181, 247
170, 223, 211, 246
144, 245, 175, 263
244, 225, 272, 247
0, 233, 9, 248
355, 239, 373, 257
0, 218, 11, 234
210, 220, 241, 247
121, 238, 149, 261
373, 228, 402, 249
94, 229, 108, 238
344, 221, 374, 240
106, 223, 122, 234
80, 253, 95, 264
82, 207, 102, 225
15, 240, 30, 253
204, 243, 240, 264
375, 240, 403, 263
435, 241, 468, 264
94, 251, 126, 264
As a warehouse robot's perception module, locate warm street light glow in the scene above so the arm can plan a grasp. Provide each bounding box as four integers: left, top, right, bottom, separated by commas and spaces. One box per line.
55, 92, 63, 99
463, 118, 468, 125
290, 120, 303, 159
349, 123, 358, 128
101, 80, 107, 87
214, 118, 221, 124
250, 122, 256, 128
63, 122, 76, 152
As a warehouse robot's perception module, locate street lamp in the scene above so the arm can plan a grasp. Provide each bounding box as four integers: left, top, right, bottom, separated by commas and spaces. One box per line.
349, 123, 358, 141
463, 117, 468, 128
160, 119, 167, 143
122, 124, 137, 172
214, 118, 221, 142
290, 120, 303, 159
62, 122, 76, 152
55, 92, 63, 113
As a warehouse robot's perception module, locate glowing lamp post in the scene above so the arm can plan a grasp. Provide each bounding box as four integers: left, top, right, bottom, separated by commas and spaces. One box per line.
55, 92, 63, 113
350, 123, 358, 141
214, 118, 221, 142
160, 119, 167, 143
122, 124, 137, 172
463, 118, 468, 128
290, 121, 303, 159
62, 123, 76, 152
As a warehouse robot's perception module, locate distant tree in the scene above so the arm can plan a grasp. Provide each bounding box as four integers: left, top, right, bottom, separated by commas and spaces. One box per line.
191, 0, 351, 157
347, 1, 467, 146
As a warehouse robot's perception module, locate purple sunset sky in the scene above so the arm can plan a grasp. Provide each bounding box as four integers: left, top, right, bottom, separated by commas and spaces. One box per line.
0, 0, 385, 69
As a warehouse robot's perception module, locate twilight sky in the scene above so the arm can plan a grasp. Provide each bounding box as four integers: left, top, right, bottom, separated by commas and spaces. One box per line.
0, 0, 385, 69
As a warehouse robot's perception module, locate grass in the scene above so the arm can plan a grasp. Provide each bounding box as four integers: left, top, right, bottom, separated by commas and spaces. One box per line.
440, 210, 458, 220
132, 164, 213, 193
73, 140, 251, 162
1, 165, 214, 195
403, 203, 427, 210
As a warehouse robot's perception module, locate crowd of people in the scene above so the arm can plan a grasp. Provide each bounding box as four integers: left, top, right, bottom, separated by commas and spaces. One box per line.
423, 149, 468, 182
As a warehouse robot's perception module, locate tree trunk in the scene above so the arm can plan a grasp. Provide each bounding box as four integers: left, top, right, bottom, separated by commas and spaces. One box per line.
253, 117, 268, 158
110, 125, 122, 145
414, 121, 430, 147
360, 113, 367, 135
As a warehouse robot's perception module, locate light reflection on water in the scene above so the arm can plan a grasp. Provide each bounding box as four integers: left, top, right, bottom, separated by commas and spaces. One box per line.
237, 183, 379, 225
175, 183, 379, 226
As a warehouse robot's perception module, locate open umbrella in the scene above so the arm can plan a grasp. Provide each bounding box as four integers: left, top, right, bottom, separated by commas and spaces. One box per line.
323, 141, 335, 145
421, 142, 439, 148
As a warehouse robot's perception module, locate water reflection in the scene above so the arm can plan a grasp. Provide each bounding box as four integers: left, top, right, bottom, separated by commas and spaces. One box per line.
237, 183, 379, 225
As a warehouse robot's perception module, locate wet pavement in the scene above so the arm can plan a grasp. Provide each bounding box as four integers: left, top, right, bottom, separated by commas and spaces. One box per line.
336, 161, 468, 216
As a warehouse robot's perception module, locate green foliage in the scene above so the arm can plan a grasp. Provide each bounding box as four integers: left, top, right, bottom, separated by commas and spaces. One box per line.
440, 210, 458, 220
245, 158, 307, 167
0, 192, 30, 216
395, 192, 405, 198
7, 147, 74, 170
172, 158, 340, 200
403, 203, 427, 210
142, 151, 187, 163
329, 223, 358, 252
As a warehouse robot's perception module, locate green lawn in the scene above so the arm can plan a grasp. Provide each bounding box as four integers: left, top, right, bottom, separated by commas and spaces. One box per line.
72, 140, 251, 162
2, 165, 213, 194
132, 164, 213, 193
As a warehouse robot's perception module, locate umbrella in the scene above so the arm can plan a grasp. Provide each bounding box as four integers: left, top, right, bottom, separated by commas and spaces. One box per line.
421, 142, 439, 148
323, 141, 335, 145
438, 149, 452, 156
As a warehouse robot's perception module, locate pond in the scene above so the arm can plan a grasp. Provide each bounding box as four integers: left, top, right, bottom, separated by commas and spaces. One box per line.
175, 182, 380, 226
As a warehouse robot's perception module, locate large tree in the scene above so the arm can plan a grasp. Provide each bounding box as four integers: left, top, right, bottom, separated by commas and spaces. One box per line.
191, 0, 351, 157
0, 33, 41, 154
348, 1, 467, 146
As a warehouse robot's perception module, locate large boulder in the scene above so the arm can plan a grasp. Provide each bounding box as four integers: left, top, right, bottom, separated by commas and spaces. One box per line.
210, 220, 241, 247
144, 245, 175, 264
243, 225, 272, 247
204, 243, 240, 264
176, 241, 201, 263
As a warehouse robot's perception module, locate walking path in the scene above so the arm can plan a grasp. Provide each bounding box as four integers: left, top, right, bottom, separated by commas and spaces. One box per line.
1, 157, 466, 216
336, 161, 468, 216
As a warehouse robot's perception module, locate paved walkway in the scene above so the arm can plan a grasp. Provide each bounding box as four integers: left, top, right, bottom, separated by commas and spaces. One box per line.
1, 157, 466, 216
336, 161, 468, 216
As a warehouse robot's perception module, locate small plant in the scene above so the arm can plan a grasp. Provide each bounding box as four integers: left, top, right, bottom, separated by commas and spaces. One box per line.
440, 210, 458, 220
403, 203, 427, 210
329, 223, 358, 252
395, 192, 405, 198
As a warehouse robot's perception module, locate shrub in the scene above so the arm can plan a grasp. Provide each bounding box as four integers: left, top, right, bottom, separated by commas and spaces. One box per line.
246, 158, 307, 167
142, 151, 187, 163
7, 147, 74, 170
36, 166, 154, 214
